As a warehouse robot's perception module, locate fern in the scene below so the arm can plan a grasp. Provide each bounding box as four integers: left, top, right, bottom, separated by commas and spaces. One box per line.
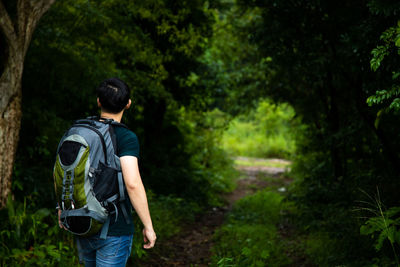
357, 189, 400, 265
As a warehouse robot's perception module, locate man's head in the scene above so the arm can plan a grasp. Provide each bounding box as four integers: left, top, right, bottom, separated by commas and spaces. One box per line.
97, 78, 131, 114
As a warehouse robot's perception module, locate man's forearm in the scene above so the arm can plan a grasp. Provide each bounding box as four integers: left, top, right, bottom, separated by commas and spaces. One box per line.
126, 180, 153, 230
120, 156, 154, 229
120, 156, 156, 248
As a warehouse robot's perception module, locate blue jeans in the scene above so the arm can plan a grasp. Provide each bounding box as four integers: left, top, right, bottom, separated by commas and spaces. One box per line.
77, 234, 133, 267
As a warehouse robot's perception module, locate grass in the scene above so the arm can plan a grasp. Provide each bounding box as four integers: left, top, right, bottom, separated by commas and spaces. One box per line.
211, 190, 292, 266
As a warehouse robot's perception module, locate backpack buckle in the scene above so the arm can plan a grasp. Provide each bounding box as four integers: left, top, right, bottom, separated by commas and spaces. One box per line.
61, 200, 76, 210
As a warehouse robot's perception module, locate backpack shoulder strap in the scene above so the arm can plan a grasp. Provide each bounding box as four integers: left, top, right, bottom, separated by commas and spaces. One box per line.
109, 121, 133, 225
74, 117, 97, 127
108, 121, 129, 155
108, 123, 118, 155
71, 117, 108, 163
110, 121, 128, 129
74, 116, 113, 125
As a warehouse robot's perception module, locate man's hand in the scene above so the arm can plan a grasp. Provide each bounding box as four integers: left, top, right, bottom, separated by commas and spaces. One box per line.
143, 227, 156, 249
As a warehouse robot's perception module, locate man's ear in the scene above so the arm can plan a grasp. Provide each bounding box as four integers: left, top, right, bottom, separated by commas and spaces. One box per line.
125, 99, 132, 110
97, 98, 101, 108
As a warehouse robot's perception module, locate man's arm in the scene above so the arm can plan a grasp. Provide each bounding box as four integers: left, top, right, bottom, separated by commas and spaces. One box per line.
120, 156, 156, 249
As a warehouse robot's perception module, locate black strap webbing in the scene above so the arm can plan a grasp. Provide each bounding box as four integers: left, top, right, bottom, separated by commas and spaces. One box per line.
118, 172, 131, 224
100, 217, 111, 239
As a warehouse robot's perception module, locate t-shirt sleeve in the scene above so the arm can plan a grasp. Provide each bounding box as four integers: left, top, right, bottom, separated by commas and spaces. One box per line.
117, 128, 140, 158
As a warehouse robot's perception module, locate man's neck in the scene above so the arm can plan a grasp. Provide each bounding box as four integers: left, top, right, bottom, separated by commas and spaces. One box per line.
100, 111, 123, 123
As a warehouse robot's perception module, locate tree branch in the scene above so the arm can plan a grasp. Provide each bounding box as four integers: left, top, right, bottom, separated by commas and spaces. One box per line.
17, 0, 27, 38
0, 0, 17, 45
17, 0, 55, 56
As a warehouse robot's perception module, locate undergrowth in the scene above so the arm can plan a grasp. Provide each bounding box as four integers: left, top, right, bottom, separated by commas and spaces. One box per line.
132, 192, 202, 260
0, 192, 205, 266
0, 195, 79, 266
211, 190, 291, 266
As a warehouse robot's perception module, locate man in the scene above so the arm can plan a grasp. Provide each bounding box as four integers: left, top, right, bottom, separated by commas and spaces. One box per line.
58, 77, 156, 266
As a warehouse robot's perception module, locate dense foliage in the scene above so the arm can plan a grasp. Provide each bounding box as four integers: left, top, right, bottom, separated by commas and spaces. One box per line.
2, 0, 236, 265
3, 0, 400, 265
229, 0, 400, 265
19, 0, 226, 204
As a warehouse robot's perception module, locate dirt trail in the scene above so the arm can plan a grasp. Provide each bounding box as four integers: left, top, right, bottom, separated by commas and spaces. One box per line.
132, 157, 290, 267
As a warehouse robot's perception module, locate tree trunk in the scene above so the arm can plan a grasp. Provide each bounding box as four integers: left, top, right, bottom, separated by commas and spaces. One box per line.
0, 85, 22, 207
0, 0, 54, 208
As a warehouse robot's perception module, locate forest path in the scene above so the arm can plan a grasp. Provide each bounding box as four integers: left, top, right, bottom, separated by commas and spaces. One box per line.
133, 157, 291, 267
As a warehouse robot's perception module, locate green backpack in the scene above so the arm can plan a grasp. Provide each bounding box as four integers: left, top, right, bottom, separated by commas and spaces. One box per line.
53, 117, 131, 239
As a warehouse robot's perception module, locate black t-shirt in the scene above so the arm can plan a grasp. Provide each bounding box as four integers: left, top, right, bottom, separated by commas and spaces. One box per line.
107, 125, 139, 236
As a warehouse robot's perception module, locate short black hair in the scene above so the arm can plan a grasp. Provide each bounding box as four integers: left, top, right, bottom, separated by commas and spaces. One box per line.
97, 78, 130, 114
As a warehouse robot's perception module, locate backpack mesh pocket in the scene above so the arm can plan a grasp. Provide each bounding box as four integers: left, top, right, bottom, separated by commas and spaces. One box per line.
61, 213, 103, 237
64, 216, 91, 235
93, 162, 119, 204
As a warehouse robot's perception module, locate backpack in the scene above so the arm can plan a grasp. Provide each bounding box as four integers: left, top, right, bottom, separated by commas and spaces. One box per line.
53, 116, 131, 239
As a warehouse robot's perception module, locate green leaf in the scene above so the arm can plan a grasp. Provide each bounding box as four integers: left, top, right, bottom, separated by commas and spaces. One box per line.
385, 207, 400, 218
370, 46, 389, 71
394, 230, 400, 245
374, 109, 384, 129
7, 194, 15, 220
395, 36, 400, 47
392, 71, 400, 80
35, 208, 51, 220
33, 248, 46, 259
241, 246, 251, 256
260, 249, 270, 259
387, 226, 396, 244
376, 230, 387, 250
360, 225, 373, 235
